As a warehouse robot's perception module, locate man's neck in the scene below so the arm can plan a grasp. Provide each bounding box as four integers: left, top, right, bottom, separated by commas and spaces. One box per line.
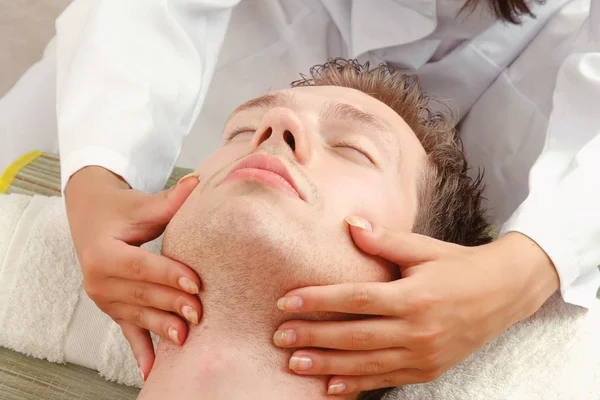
139, 316, 331, 400
138, 214, 357, 399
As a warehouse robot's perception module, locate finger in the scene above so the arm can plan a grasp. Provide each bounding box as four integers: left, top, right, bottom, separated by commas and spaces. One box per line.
277, 282, 411, 316
104, 241, 201, 295
119, 322, 155, 381
287, 348, 412, 377
326, 368, 442, 395
134, 173, 200, 226
110, 303, 189, 346
345, 216, 449, 266
102, 278, 201, 324
274, 319, 407, 350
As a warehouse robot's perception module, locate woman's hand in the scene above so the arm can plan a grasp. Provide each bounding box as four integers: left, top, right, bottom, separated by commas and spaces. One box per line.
273, 216, 559, 395
65, 167, 203, 380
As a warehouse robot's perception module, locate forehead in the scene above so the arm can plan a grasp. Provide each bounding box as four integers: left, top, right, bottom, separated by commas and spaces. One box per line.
287, 85, 398, 119
257, 86, 408, 130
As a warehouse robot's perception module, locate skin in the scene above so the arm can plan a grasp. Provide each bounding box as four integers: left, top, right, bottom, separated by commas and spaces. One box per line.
136, 85, 427, 399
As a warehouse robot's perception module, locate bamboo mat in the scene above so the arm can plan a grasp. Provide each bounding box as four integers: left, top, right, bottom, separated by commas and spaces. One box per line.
0, 347, 139, 400
0, 152, 191, 196
0, 152, 192, 400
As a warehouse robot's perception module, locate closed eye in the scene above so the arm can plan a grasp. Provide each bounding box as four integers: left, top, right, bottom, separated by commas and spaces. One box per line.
331, 141, 375, 165
225, 126, 256, 141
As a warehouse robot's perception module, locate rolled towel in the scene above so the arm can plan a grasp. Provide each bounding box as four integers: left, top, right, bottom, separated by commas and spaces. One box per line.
0, 194, 81, 363
0, 193, 157, 388
0, 193, 599, 398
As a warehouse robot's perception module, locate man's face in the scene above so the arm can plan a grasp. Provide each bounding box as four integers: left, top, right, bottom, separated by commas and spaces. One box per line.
166, 85, 427, 289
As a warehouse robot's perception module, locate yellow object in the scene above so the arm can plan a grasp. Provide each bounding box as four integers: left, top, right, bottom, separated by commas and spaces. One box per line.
0, 151, 44, 194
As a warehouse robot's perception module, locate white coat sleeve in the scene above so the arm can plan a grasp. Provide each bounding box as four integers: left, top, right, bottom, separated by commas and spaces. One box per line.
55, 0, 240, 193
501, 0, 600, 308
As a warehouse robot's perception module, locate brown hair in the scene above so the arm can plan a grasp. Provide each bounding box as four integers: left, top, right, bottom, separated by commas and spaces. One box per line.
463, 0, 545, 24
291, 59, 493, 248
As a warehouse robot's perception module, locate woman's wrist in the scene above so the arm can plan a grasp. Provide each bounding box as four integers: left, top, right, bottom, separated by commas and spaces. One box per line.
496, 232, 560, 320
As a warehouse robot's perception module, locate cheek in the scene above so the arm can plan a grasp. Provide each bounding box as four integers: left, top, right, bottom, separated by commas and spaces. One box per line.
194, 145, 246, 181
318, 173, 411, 231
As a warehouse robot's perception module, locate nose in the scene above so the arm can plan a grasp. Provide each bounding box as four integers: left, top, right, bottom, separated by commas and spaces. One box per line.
250, 107, 311, 164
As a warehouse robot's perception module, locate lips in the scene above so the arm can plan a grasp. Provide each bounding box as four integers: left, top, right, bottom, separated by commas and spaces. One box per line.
226, 153, 302, 199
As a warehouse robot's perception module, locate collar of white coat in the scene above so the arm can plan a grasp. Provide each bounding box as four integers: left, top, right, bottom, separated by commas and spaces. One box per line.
346, 0, 438, 58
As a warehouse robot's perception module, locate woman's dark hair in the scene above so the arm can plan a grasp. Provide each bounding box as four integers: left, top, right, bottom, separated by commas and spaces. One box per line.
462, 0, 546, 24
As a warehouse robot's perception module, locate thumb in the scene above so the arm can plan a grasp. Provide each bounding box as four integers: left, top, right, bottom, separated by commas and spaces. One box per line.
344, 216, 444, 267
136, 173, 200, 226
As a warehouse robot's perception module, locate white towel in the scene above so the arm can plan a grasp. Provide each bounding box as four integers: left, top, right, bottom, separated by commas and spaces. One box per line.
0, 193, 599, 398
383, 294, 600, 400
0, 194, 149, 388
0, 194, 81, 363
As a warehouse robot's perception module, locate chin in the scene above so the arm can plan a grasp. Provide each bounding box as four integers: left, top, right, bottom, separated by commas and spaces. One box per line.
164, 183, 306, 264
213, 185, 302, 230
164, 180, 395, 290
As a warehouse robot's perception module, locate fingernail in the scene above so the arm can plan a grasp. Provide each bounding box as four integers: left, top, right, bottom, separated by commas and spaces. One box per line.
139, 367, 145, 381
345, 216, 372, 232
182, 305, 199, 324
289, 355, 312, 371
327, 382, 347, 394
276, 296, 303, 311
178, 277, 199, 294
177, 172, 200, 185
273, 329, 296, 346
168, 326, 180, 345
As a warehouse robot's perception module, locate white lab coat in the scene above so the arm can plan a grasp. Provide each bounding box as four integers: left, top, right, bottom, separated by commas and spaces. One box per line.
55, 0, 600, 308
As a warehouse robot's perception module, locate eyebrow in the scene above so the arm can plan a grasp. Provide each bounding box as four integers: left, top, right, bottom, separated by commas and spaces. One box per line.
319, 101, 394, 133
